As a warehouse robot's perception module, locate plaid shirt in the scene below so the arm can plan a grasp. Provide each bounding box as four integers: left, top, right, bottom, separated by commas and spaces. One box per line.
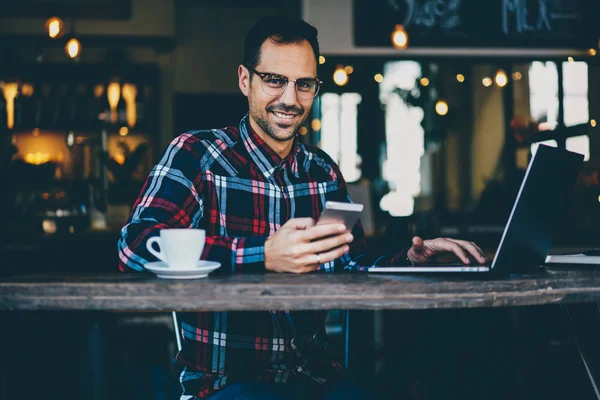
117, 114, 407, 398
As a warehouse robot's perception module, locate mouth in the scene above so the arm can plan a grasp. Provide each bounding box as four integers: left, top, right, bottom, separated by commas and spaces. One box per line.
271, 110, 299, 125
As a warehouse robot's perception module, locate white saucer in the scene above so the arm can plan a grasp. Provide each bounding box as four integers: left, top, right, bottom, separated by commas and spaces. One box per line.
144, 260, 221, 279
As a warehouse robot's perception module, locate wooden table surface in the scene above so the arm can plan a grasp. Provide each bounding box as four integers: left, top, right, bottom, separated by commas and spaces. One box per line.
2, 267, 600, 311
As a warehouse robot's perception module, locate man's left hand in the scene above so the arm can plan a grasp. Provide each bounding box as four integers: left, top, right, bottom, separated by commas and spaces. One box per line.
407, 236, 486, 265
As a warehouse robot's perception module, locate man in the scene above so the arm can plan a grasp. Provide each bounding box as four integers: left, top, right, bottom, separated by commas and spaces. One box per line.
118, 16, 486, 400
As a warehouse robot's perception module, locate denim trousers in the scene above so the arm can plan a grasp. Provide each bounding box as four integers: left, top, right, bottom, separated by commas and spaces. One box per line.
205, 379, 372, 400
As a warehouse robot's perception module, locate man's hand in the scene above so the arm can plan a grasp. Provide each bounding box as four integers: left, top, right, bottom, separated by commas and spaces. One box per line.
407, 236, 486, 265
264, 218, 353, 273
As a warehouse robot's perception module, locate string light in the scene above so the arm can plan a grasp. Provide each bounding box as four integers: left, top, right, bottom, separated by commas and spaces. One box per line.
391, 25, 408, 50
374, 73, 383, 83
435, 100, 449, 116
482, 77, 493, 87
420, 77, 430, 87
45, 17, 64, 39
319, 56, 326, 65
456, 74, 465, 83
65, 38, 81, 59
589, 49, 597, 56
567, 57, 574, 62
512, 71, 523, 81
333, 65, 348, 86
119, 126, 129, 136
344, 65, 354, 74
591, 119, 597, 127
495, 69, 508, 87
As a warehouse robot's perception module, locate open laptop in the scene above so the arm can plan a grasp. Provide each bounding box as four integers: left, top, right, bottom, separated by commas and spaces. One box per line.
369, 145, 584, 275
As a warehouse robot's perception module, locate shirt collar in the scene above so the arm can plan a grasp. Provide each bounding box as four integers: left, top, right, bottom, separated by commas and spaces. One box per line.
239, 114, 300, 179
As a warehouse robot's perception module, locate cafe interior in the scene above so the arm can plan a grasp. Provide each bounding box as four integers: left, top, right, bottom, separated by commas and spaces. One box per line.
0, 0, 599, 399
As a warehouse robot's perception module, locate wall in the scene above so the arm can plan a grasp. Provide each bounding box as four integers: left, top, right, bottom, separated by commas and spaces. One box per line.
173, 2, 299, 94
0, 0, 175, 37
0, 0, 300, 150
471, 65, 505, 201
302, 0, 587, 57
589, 65, 600, 168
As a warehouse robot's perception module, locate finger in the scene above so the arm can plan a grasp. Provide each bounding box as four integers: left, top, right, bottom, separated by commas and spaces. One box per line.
447, 239, 486, 263
470, 241, 486, 257
411, 236, 425, 253
302, 233, 353, 254
438, 241, 470, 264
295, 223, 347, 242
283, 217, 316, 230
304, 245, 350, 268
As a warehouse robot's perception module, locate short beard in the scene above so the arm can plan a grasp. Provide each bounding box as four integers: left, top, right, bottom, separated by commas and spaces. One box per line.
255, 115, 298, 142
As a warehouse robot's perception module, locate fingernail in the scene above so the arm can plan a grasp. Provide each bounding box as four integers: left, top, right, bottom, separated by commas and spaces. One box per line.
344, 246, 350, 252
338, 225, 346, 232
465, 259, 470, 264
346, 234, 353, 242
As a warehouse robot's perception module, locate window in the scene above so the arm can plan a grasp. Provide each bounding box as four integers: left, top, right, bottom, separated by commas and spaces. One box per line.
528, 61, 558, 130
566, 135, 590, 161
528, 61, 589, 129
562, 62, 589, 127
378, 61, 425, 217
319, 93, 362, 183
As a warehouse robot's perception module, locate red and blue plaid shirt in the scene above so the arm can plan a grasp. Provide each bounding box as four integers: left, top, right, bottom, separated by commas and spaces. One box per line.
118, 114, 407, 398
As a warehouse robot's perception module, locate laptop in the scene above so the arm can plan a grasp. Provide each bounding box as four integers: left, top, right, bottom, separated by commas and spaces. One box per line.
369, 145, 584, 275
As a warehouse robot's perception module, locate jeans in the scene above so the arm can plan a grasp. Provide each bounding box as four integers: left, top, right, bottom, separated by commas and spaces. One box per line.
205, 379, 371, 400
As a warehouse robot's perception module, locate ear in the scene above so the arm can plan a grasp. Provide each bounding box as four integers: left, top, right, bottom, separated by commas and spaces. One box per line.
238, 65, 250, 97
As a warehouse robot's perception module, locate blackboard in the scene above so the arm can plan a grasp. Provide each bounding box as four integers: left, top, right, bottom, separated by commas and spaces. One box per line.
354, 0, 599, 49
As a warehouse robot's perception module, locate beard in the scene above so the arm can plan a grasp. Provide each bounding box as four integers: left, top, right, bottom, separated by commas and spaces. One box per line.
253, 103, 306, 142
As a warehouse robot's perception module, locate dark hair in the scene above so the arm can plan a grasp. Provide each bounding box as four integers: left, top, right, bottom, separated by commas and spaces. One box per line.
243, 16, 320, 70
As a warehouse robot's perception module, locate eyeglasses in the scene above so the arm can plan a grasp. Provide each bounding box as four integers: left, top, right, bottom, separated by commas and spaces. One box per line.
245, 65, 322, 100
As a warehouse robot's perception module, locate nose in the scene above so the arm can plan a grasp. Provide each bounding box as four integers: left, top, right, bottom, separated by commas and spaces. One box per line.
278, 81, 299, 107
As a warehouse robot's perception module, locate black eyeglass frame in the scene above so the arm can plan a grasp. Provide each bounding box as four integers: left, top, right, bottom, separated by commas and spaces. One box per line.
244, 65, 323, 100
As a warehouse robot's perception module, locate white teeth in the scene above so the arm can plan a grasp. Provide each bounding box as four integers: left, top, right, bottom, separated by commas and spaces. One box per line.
273, 111, 295, 119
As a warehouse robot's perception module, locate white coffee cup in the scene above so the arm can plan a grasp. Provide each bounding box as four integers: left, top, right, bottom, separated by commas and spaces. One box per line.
146, 229, 206, 269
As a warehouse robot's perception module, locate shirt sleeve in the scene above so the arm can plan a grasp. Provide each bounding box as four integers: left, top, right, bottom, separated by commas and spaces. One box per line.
117, 133, 267, 273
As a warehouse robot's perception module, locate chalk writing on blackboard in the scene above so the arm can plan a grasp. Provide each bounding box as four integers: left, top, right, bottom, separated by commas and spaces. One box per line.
388, 0, 461, 29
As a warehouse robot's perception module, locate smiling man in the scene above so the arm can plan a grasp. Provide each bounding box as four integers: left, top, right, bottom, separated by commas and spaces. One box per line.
118, 16, 485, 400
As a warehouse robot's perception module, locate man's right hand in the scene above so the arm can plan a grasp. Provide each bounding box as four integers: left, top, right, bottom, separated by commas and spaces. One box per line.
264, 218, 353, 274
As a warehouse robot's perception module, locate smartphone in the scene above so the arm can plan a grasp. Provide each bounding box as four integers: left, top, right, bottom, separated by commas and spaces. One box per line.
317, 201, 364, 230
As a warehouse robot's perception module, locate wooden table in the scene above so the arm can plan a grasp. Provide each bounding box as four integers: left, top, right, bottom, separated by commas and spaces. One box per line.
2, 267, 600, 311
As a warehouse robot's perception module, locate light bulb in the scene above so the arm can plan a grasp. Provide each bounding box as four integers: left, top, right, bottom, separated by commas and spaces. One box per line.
107, 82, 121, 124
391, 25, 408, 50
65, 38, 81, 59
2, 82, 18, 129
45, 17, 64, 39
495, 70, 508, 87
333, 66, 348, 86
435, 100, 449, 116
121, 83, 138, 128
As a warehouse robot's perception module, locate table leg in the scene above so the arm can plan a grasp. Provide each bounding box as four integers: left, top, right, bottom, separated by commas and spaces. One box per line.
562, 304, 600, 400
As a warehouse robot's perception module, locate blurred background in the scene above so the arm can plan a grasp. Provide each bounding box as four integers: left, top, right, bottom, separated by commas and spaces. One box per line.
0, 0, 599, 398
